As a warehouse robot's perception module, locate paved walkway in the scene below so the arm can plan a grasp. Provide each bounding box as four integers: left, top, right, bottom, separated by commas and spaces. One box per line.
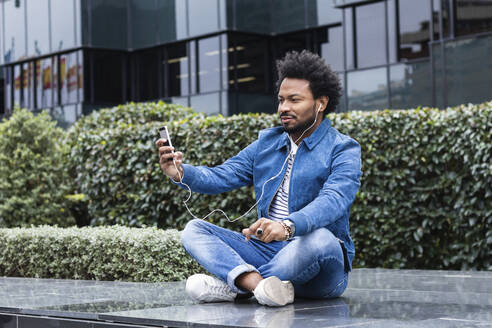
1, 268, 491, 327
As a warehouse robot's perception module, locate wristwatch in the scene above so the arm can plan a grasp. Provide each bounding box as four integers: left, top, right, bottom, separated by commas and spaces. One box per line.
283, 219, 296, 238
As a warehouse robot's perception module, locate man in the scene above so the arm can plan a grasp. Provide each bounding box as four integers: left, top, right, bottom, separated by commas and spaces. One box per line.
156, 50, 362, 307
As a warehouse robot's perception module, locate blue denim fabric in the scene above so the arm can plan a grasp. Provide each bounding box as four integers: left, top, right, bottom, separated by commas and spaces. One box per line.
182, 219, 348, 298
176, 119, 362, 271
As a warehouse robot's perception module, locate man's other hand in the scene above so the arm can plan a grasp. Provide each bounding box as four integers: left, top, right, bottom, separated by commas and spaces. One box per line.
156, 138, 184, 182
242, 218, 286, 243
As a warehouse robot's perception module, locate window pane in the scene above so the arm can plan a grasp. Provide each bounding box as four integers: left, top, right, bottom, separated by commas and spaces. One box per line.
90, 51, 125, 103
27, 0, 50, 56
14, 65, 21, 108
234, 0, 270, 33
157, 0, 178, 43
455, 0, 492, 37
307, 0, 342, 27
60, 52, 80, 105
441, 0, 451, 38
136, 50, 160, 101
75, 51, 84, 103
23, 62, 34, 109
344, 8, 354, 69
90, 0, 128, 49
4, 0, 26, 62
51, 104, 81, 128
356, 2, 386, 68
390, 61, 432, 109
190, 92, 220, 115
228, 34, 267, 93
39, 57, 54, 108
130, 0, 156, 49
51, 0, 77, 51
398, 0, 431, 60
432, 0, 440, 40
444, 34, 492, 107
189, 0, 219, 37
198, 37, 221, 93
166, 43, 190, 97
319, 26, 344, 72
5, 67, 12, 111
272, 0, 305, 33
347, 67, 388, 111
388, 0, 398, 62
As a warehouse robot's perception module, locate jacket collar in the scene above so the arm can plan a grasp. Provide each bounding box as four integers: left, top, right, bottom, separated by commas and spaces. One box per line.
275, 119, 331, 151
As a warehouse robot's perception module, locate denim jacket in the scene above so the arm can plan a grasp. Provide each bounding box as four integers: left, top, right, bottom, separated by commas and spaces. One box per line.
177, 119, 362, 270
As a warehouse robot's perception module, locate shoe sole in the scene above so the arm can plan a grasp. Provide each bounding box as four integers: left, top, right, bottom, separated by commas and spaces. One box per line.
261, 277, 294, 306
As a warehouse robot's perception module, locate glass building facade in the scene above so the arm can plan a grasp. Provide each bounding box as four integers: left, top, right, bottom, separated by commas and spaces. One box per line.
1, 0, 492, 126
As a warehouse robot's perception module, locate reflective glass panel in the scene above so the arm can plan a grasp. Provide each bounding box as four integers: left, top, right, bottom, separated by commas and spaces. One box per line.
190, 92, 220, 115
387, 0, 398, 63
4, 0, 26, 62
319, 26, 344, 72
23, 62, 34, 109
441, 0, 451, 38
198, 37, 221, 93
347, 67, 388, 111
444, 34, 492, 107
13, 65, 21, 108
455, 0, 492, 36
90, 0, 128, 49
52, 56, 59, 106
77, 51, 84, 103
26, 0, 50, 56
189, 0, 219, 37
35, 60, 42, 109
272, 32, 308, 62
51, 0, 77, 51
432, 0, 440, 40
234, 0, 270, 33
221, 35, 228, 90
273, 0, 305, 33
389, 61, 432, 109
167, 43, 190, 97
157, 0, 178, 43
307, 0, 342, 27
5, 67, 13, 111
228, 34, 267, 93
344, 8, 354, 69
60, 52, 79, 105
130, 0, 156, 49
90, 50, 124, 103
39, 57, 54, 108
355, 2, 386, 68
51, 104, 81, 129
135, 50, 160, 101
398, 0, 431, 60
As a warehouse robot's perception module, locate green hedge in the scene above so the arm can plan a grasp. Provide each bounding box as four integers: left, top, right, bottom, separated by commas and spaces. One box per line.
0, 108, 76, 227
0, 226, 203, 282
66, 101, 199, 226
69, 101, 491, 270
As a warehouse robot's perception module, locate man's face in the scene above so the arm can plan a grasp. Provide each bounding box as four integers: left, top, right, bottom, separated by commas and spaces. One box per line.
277, 78, 318, 137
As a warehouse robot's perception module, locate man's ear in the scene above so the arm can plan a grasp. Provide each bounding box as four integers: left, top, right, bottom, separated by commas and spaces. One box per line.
317, 96, 329, 112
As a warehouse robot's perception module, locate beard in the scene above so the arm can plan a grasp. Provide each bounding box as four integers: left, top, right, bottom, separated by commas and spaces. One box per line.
281, 103, 318, 134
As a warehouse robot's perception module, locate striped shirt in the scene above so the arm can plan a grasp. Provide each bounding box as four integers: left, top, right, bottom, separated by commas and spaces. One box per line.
269, 137, 298, 220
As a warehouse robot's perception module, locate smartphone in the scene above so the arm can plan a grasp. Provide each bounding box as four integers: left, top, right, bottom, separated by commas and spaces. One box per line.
158, 126, 173, 148
158, 126, 174, 161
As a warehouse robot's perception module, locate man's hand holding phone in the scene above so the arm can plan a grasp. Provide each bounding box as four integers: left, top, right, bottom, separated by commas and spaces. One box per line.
156, 126, 184, 182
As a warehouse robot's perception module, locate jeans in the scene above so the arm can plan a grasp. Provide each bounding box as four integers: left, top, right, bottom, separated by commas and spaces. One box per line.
181, 219, 348, 299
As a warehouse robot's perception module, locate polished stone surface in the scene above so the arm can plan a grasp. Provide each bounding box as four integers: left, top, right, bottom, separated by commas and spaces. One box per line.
0, 269, 491, 327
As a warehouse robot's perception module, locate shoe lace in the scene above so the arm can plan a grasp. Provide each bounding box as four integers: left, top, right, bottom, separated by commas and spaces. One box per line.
205, 280, 231, 296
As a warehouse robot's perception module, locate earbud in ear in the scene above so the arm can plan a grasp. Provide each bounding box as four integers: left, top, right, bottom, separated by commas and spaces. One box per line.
318, 104, 322, 111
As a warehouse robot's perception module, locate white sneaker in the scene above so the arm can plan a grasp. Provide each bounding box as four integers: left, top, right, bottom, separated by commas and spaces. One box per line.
185, 274, 237, 303
253, 276, 294, 307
